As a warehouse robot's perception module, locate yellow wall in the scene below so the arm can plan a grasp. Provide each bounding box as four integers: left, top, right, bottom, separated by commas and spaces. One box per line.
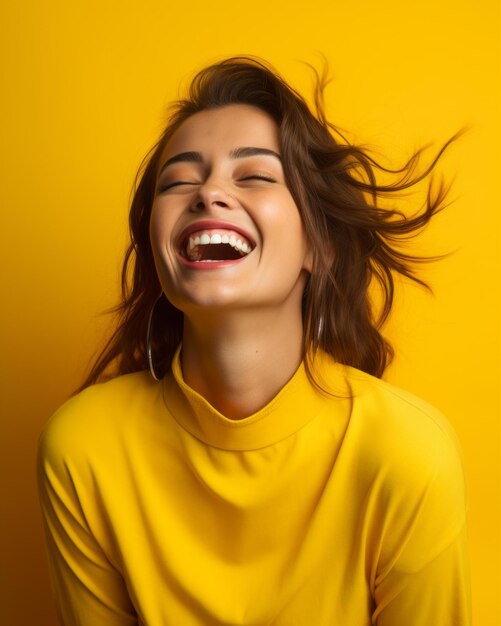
1, 0, 499, 623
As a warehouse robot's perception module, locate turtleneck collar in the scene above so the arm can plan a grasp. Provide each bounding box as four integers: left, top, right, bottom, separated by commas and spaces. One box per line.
162, 344, 346, 451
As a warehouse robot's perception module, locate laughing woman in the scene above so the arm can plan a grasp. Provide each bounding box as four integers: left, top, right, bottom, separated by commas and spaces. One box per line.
37, 57, 471, 625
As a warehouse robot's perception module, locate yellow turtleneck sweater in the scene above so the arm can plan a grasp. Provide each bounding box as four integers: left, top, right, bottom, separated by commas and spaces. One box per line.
37, 347, 471, 625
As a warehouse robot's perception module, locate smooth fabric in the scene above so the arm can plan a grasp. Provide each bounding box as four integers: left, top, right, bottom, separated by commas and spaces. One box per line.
37, 346, 471, 625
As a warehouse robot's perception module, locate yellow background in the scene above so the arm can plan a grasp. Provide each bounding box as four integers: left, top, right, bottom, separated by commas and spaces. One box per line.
1, 0, 499, 624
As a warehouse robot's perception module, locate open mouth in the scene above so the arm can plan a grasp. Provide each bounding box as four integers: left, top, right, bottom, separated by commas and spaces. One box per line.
180, 229, 254, 263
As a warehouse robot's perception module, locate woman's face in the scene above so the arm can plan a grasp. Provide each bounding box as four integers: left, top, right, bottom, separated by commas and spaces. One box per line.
149, 104, 312, 317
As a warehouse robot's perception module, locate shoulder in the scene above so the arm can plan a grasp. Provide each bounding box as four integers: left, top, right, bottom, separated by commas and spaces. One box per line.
316, 352, 463, 465
341, 365, 464, 474
37, 371, 161, 468
317, 356, 467, 511
344, 365, 467, 522
330, 365, 469, 568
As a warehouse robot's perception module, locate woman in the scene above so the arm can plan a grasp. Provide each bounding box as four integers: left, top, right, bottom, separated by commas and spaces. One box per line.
37, 57, 471, 625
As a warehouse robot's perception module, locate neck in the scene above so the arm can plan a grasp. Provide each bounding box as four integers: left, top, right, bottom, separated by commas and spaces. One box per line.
180, 308, 305, 420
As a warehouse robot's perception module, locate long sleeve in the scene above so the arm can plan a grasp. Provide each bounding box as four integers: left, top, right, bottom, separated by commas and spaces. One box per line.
369, 401, 472, 626
373, 524, 471, 624
37, 418, 138, 626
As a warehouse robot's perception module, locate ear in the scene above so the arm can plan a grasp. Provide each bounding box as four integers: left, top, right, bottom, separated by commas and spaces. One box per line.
303, 244, 314, 274
304, 238, 335, 276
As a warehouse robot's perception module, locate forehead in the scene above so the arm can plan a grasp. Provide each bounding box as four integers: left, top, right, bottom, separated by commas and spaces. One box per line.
162, 104, 280, 159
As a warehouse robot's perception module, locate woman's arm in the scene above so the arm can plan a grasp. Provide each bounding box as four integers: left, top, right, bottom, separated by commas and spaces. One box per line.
37, 426, 138, 626
373, 524, 471, 624
371, 415, 472, 625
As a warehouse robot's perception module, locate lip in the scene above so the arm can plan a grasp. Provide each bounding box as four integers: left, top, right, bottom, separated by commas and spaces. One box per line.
175, 219, 256, 271
175, 252, 250, 270
176, 219, 256, 253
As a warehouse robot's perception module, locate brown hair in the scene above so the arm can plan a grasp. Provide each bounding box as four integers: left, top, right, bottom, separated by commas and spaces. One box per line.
77, 56, 466, 393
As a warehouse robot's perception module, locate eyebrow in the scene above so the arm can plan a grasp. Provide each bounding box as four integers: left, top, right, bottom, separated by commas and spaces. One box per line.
158, 146, 282, 175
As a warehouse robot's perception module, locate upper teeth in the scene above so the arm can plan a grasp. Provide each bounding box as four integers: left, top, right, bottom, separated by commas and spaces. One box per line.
188, 232, 251, 254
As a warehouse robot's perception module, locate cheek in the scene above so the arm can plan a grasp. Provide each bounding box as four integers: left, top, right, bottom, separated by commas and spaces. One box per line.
149, 205, 173, 251
149, 210, 178, 293
258, 191, 303, 226
264, 197, 308, 251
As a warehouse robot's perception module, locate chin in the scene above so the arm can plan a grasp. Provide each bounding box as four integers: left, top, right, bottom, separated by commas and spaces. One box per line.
170, 290, 250, 314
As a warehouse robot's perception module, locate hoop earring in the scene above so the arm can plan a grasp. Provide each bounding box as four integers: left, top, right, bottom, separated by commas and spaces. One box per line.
317, 315, 324, 341
146, 292, 163, 382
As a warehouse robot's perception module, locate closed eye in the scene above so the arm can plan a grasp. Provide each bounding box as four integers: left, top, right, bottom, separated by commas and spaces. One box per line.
157, 181, 199, 193
239, 174, 276, 183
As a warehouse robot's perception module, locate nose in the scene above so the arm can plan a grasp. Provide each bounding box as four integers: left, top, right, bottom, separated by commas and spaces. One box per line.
191, 178, 236, 213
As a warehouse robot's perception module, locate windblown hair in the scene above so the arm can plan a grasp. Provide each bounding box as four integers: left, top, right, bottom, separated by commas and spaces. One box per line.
77, 56, 465, 393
